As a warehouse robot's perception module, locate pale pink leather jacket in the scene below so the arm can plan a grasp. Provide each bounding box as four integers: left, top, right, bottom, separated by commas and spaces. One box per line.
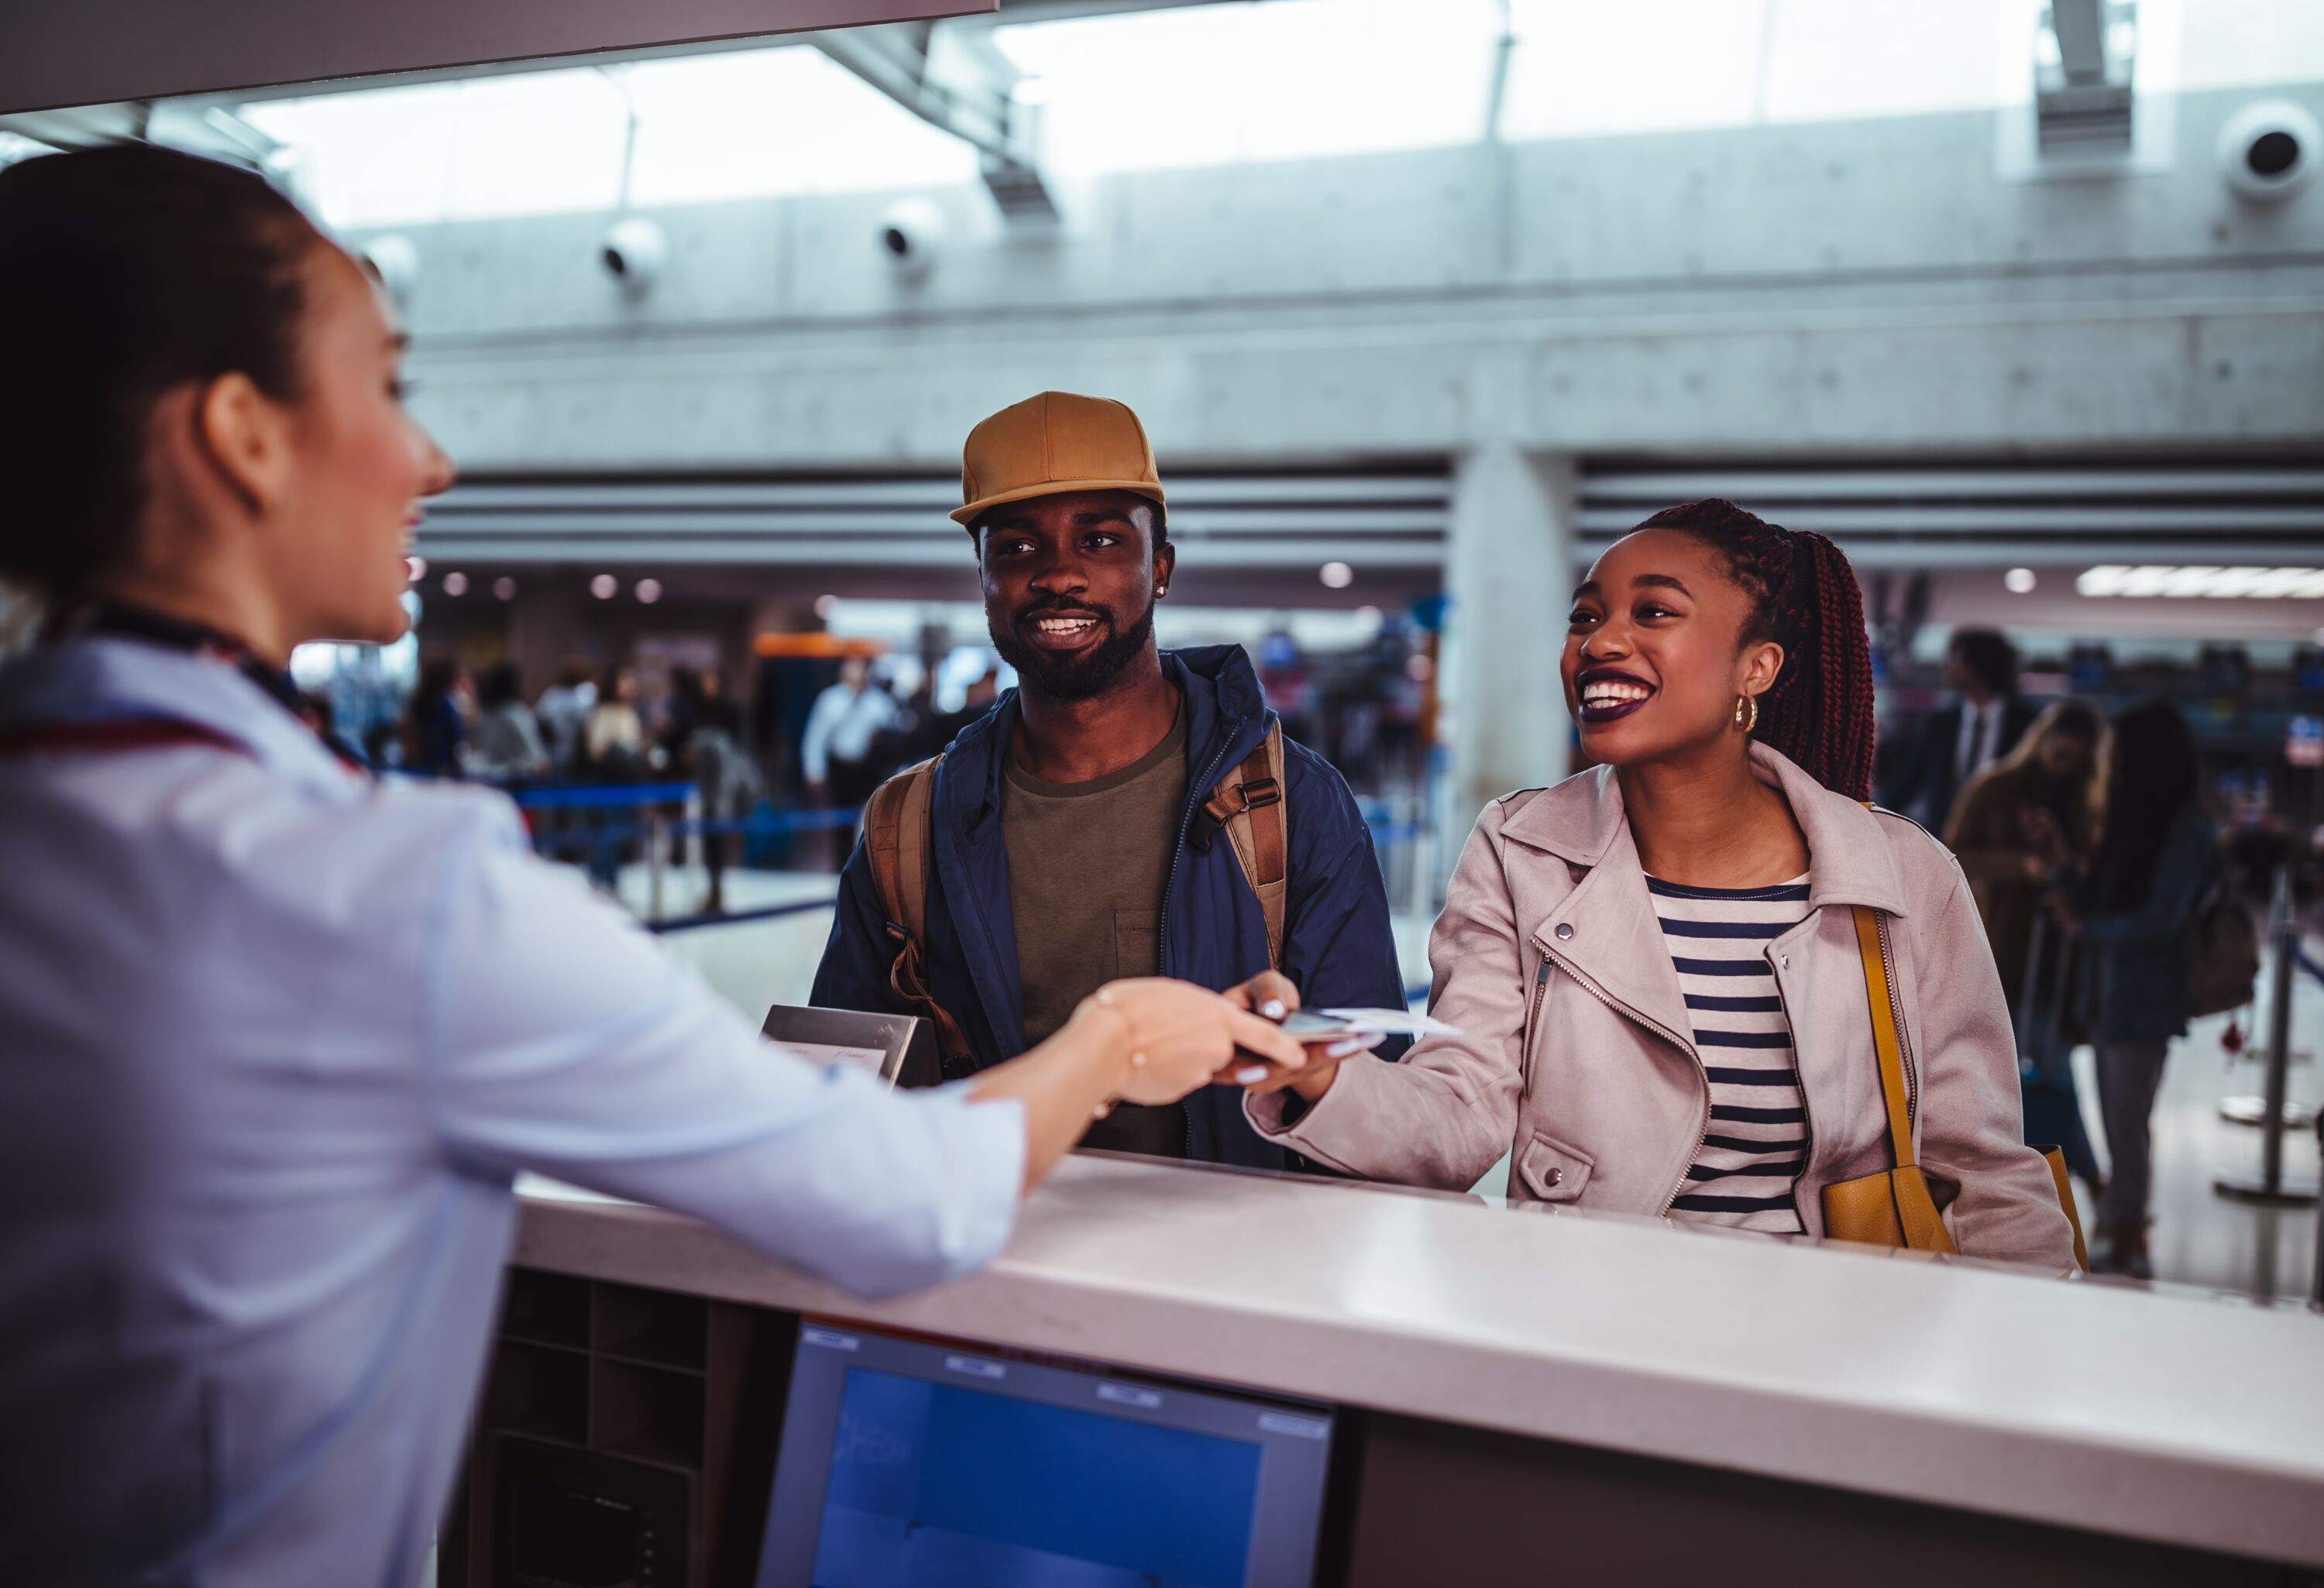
1250, 744, 2077, 1270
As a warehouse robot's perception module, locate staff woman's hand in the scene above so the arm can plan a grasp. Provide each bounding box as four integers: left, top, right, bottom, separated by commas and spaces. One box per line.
1075, 979, 1309, 1105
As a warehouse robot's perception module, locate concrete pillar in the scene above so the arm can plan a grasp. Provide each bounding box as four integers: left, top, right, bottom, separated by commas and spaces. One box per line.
1444, 445, 1577, 844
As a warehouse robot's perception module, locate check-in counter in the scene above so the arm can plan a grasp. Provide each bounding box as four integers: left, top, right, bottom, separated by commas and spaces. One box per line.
443, 1156, 2324, 1587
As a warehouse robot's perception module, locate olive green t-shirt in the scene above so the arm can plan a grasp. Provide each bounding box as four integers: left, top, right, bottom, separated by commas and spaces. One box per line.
1002, 704, 1190, 1157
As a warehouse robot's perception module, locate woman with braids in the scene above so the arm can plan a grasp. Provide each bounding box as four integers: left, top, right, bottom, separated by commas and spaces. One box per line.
1239, 499, 2076, 1269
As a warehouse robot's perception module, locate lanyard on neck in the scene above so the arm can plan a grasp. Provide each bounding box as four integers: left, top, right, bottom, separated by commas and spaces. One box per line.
25, 600, 366, 773
57, 601, 308, 717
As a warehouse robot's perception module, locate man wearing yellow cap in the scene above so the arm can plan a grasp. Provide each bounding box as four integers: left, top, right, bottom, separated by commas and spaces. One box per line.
811, 392, 1407, 1167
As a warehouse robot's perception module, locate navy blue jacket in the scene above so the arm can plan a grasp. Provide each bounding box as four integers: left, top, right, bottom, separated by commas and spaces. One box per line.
2067, 806, 2220, 1044
810, 645, 1408, 1168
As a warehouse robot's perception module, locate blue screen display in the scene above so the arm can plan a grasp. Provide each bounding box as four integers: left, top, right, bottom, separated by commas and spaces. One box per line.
755, 1325, 1333, 1588
812, 1366, 1263, 1588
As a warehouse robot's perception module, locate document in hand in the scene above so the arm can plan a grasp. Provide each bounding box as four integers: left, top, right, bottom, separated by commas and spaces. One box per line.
1315, 1008, 1466, 1039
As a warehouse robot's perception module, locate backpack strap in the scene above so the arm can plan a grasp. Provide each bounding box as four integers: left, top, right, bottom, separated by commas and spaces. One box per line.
863, 756, 973, 1070
1201, 721, 1291, 970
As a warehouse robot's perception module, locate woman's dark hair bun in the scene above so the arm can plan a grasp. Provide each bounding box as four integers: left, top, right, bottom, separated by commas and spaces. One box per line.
0, 143, 319, 596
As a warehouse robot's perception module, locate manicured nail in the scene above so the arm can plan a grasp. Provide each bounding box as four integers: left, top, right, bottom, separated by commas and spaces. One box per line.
1260, 999, 1287, 1020
1235, 1066, 1269, 1084
1326, 1040, 1364, 1059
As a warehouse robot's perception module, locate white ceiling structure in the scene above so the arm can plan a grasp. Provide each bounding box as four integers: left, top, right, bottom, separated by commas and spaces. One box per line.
211, 0, 2324, 230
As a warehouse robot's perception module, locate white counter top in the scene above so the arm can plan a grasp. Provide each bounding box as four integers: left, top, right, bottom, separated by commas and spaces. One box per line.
515, 1155, 2324, 1569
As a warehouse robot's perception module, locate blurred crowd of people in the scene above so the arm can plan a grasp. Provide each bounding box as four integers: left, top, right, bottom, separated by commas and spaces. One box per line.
1879, 628, 2238, 1277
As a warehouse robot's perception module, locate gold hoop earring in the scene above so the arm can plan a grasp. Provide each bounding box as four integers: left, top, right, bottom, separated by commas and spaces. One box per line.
1734, 694, 1758, 734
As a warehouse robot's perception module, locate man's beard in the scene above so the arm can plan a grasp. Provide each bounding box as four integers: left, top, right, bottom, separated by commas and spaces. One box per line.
989, 597, 1156, 703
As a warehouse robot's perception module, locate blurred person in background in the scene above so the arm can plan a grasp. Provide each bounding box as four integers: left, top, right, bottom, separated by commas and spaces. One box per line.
963, 665, 1002, 714
535, 654, 596, 774
813, 391, 1407, 1167
468, 658, 550, 781
1879, 627, 2038, 834
1945, 700, 2107, 1203
1241, 500, 2075, 1270
0, 142, 1305, 1587
401, 651, 469, 775
581, 665, 648, 889
802, 653, 899, 809
682, 667, 761, 914
295, 689, 366, 768
583, 664, 647, 778
2048, 699, 2219, 1278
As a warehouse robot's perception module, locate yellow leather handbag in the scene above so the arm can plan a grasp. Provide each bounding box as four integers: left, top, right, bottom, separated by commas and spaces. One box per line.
1821, 906, 2089, 1269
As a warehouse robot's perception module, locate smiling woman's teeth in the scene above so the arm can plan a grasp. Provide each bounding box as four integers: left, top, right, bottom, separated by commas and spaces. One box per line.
1582, 682, 1652, 705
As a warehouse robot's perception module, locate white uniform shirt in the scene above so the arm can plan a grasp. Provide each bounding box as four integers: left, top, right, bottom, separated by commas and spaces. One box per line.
799, 682, 900, 782
0, 636, 1024, 1588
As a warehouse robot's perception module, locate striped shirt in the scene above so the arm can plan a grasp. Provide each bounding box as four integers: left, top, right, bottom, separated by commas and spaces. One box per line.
1650, 874, 1812, 1234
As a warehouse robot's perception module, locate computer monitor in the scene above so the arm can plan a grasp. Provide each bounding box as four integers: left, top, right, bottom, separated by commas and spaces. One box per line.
755, 1322, 1337, 1588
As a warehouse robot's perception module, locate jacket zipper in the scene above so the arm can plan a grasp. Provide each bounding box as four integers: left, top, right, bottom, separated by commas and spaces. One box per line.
1520, 959, 1551, 1103
1769, 940, 1818, 1230
1872, 911, 1920, 1125
1538, 944, 1707, 1214
1160, 720, 1246, 1159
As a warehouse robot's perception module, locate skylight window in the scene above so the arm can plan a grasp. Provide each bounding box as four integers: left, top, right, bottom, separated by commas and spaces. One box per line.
243, 47, 978, 230
993, 0, 1503, 175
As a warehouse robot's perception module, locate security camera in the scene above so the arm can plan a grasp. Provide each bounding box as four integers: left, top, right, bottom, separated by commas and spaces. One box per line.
877, 198, 945, 280
358, 234, 419, 306
598, 216, 666, 297
2217, 100, 2318, 202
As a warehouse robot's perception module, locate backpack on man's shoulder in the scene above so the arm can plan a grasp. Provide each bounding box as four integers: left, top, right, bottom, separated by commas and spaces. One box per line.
861, 724, 1291, 1068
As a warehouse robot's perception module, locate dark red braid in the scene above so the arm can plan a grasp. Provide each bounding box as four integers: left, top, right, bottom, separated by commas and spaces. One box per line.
1632, 498, 1877, 800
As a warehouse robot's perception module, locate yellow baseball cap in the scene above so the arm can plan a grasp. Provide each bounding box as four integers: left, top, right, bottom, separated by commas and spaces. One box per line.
952, 390, 1167, 529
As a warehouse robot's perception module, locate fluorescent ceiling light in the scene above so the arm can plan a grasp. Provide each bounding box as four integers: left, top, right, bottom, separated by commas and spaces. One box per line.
2076, 564, 2324, 599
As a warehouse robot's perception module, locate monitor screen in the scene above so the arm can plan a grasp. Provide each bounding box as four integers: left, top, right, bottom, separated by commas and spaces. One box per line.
755, 1322, 1336, 1588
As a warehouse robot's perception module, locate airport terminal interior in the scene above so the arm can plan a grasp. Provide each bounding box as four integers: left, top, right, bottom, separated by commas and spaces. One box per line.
5, 1, 2324, 1584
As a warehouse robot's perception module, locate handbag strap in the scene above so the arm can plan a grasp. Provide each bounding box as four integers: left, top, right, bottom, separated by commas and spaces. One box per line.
1851, 904, 1918, 1172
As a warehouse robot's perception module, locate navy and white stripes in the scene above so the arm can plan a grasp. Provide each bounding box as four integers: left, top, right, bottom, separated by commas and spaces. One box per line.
1651, 875, 1811, 1233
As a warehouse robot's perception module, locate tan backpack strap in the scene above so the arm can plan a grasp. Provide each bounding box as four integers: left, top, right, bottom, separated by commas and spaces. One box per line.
1202, 723, 1291, 969
862, 758, 971, 1068
1851, 904, 1917, 1171
863, 758, 935, 937
892, 756, 937, 948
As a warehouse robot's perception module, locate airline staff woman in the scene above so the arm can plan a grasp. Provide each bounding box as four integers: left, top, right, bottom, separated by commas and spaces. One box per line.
0, 144, 1306, 1587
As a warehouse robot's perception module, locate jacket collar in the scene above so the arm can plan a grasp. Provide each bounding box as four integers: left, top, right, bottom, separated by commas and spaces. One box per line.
938, 644, 1271, 834
1500, 741, 1911, 919
0, 635, 359, 799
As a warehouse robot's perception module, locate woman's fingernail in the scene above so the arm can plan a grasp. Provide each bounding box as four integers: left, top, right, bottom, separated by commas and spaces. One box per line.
1235, 1066, 1269, 1084
1326, 1040, 1364, 1059
1260, 999, 1287, 1020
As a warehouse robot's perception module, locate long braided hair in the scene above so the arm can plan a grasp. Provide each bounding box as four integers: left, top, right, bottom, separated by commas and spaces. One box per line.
1632, 498, 1878, 800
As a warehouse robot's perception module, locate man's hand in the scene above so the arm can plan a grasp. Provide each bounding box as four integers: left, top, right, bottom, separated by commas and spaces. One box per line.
1222, 970, 1380, 1105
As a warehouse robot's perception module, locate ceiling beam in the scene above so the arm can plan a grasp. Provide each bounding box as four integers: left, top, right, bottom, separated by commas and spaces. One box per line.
0, 99, 284, 169
813, 17, 1057, 220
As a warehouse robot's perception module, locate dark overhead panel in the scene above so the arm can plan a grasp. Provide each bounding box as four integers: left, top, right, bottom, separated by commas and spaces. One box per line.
416, 470, 1450, 574
0, 0, 990, 115
1579, 464, 2324, 571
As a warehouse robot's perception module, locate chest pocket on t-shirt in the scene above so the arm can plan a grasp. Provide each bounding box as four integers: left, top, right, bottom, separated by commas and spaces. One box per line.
1113, 909, 1161, 981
